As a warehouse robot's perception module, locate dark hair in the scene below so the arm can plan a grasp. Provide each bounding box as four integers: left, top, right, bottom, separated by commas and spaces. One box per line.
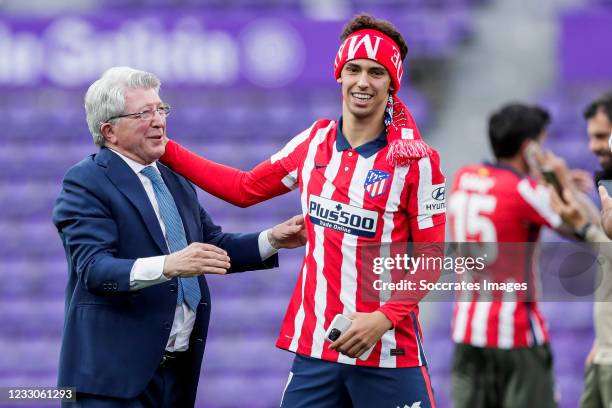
340, 13, 408, 62
488, 103, 551, 159
584, 91, 612, 122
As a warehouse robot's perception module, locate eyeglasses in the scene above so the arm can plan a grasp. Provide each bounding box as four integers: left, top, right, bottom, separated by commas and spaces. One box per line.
105, 104, 171, 123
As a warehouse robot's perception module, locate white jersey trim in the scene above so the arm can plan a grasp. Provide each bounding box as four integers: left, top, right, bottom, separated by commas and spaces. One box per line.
497, 300, 517, 348
271, 123, 314, 164
452, 301, 471, 344
309, 142, 343, 358
378, 164, 410, 367
417, 157, 435, 229
517, 179, 562, 228
470, 301, 491, 347
281, 169, 299, 190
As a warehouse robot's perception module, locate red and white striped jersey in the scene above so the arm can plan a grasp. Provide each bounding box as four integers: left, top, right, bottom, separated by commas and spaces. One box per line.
448, 163, 562, 348
162, 119, 446, 368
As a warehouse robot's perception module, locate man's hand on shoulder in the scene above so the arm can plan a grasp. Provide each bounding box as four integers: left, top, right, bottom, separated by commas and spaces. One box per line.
163, 243, 230, 278
267, 215, 307, 250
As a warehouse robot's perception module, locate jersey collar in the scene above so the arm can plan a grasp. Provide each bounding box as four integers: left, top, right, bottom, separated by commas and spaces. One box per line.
336, 117, 388, 158
486, 161, 526, 178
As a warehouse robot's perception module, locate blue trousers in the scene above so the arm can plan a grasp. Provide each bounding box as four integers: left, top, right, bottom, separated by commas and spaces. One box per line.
280, 354, 436, 408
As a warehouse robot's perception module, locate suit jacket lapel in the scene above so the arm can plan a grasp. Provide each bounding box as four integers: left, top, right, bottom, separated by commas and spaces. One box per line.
98, 148, 169, 254
158, 164, 198, 244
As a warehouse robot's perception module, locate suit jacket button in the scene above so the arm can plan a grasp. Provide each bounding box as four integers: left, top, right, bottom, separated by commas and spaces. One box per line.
195, 338, 203, 343
169, 283, 177, 292
200, 301, 208, 307
163, 322, 171, 330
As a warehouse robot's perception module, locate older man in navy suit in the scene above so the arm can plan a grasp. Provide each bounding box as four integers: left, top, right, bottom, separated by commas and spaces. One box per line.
52, 66, 305, 407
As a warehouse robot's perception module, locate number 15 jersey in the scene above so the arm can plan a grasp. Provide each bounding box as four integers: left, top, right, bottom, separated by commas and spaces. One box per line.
448, 163, 561, 348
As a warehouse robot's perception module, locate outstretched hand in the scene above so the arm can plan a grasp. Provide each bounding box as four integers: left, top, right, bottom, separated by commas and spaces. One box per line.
268, 214, 307, 249
163, 243, 230, 278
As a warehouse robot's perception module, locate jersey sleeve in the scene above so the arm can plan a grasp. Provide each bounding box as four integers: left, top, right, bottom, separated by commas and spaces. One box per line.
406, 148, 447, 232
160, 123, 316, 207
376, 223, 445, 327
377, 149, 447, 326
516, 178, 562, 229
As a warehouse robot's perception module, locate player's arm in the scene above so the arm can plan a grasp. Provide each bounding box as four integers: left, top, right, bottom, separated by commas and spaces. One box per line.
549, 185, 610, 248
159, 122, 322, 207
378, 150, 447, 325
517, 176, 598, 239
161, 139, 292, 207
536, 151, 600, 236
555, 187, 601, 240
375, 225, 445, 327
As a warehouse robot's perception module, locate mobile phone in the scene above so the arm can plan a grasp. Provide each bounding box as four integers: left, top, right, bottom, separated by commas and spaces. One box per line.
325, 314, 352, 342
598, 179, 612, 196
523, 141, 542, 172
325, 314, 374, 361
542, 170, 565, 202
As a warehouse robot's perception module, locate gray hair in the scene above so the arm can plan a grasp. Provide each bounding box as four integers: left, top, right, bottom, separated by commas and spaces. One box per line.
85, 66, 161, 147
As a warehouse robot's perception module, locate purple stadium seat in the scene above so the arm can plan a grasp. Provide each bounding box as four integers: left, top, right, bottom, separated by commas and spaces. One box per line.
209, 295, 288, 333
197, 373, 290, 408
0, 338, 60, 375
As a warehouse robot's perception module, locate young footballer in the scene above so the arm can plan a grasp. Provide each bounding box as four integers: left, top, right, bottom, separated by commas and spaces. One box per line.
162, 14, 445, 407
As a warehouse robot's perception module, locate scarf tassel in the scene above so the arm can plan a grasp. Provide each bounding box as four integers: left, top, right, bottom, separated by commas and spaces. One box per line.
386, 138, 430, 166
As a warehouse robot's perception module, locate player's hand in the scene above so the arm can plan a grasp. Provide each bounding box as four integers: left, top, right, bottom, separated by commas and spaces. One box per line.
570, 169, 594, 193
329, 311, 392, 359
548, 186, 588, 231
163, 243, 230, 278
539, 150, 571, 189
267, 215, 307, 249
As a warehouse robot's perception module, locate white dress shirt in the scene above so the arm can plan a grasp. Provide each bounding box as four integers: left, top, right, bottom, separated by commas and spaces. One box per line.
110, 149, 278, 351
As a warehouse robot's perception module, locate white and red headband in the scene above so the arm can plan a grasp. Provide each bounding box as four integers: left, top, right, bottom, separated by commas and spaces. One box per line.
333, 27, 432, 166
334, 29, 404, 94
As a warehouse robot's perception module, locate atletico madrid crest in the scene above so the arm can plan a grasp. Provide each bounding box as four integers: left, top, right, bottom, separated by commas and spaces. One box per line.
364, 169, 390, 198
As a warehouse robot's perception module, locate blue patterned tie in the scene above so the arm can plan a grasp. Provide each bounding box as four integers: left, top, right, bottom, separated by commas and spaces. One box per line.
141, 166, 201, 311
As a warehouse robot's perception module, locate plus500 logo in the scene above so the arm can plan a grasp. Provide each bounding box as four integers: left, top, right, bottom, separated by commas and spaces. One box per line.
308, 195, 378, 238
